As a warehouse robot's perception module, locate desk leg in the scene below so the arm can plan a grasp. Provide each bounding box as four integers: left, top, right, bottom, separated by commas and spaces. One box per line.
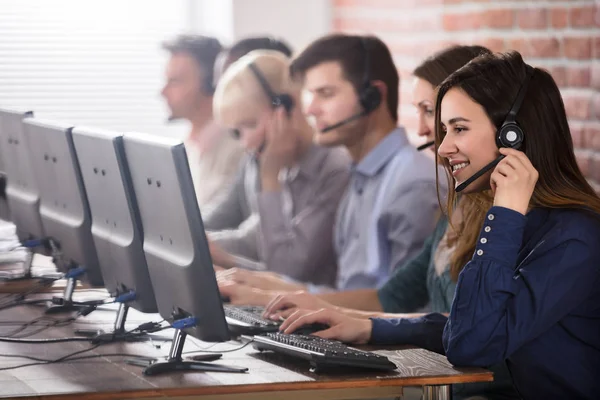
423, 384, 452, 400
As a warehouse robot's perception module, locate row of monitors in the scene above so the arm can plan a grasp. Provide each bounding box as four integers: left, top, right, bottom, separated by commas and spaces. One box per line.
0, 108, 230, 343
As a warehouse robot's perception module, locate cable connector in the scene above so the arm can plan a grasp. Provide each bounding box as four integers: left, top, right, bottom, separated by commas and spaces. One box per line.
115, 290, 136, 304
172, 317, 197, 330
22, 239, 45, 248
80, 305, 97, 317
64, 266, 85, 279
136, 321, 162, 332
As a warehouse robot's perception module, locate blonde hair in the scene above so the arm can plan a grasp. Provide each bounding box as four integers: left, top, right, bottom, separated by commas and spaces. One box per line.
213, 50, 296, 126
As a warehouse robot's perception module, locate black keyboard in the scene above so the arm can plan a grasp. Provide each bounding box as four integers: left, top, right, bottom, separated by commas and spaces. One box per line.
223, 305, 280, 335
252, 332, 397, 372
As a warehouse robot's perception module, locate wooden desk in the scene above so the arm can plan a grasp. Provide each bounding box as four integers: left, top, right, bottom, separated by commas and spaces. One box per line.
0, 303, 492, 400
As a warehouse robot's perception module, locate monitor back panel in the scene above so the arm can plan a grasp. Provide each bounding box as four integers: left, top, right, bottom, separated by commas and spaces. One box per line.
23, 119, 103, 287
72, 127, 157, 313
123, 132, 229, 342
0, 109, 45, 240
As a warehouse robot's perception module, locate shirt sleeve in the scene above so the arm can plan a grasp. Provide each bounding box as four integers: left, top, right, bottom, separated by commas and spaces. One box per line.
257, 167, 349, 283
376, 227, 436, 313
208, 213, 261, 261
443, 206, 600, 367
383, 181, 440, 280
370, 313, 447, 354
202, 164, 246, 232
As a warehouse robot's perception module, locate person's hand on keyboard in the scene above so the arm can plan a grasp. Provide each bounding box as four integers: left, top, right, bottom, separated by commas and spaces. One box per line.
279, 308, 373, 344
217, 268, 305, 292
218, 281, 273, 306
263, 292, 334, 320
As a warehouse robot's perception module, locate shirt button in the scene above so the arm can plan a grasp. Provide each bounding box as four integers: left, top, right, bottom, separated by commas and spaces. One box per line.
480, 238, 487, 244
488, 214, 495, 221
484, 226, 491, 233
476, 249, 484, 256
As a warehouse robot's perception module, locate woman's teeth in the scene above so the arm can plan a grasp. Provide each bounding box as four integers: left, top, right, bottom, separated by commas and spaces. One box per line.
452, 162, 469, 173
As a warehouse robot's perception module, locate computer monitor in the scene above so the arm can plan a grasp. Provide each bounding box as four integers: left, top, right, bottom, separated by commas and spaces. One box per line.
22, 118, 105, 311
71, 127, 158, 337
0, 109, 45, 242
123, 132, 245, 375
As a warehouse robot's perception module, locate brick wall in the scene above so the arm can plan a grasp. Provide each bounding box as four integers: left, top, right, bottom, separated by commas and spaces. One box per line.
333, 0, 600, 187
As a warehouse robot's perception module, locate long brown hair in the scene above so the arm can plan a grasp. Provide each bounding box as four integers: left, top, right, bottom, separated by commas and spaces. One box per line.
413, 45, 494, 281
435, 51, 600, 280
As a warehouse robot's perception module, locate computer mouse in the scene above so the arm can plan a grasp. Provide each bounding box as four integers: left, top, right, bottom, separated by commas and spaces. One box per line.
291, 323, 330, 336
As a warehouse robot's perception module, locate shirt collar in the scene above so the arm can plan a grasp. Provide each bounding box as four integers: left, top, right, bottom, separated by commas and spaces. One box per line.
354, 127, 408, 178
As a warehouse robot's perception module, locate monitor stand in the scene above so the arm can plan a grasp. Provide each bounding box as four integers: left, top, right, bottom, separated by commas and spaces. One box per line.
44, 265, 87, 314
76, 302, 167, 344
126, 329, 248, 375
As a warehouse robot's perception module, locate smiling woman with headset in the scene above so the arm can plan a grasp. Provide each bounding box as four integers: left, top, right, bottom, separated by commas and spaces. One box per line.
435, 50, 600, 400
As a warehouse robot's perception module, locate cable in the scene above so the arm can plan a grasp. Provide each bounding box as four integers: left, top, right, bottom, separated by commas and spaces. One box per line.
0, 343, 102, 372
183, 339, 255, 354
0, 339, 254, 371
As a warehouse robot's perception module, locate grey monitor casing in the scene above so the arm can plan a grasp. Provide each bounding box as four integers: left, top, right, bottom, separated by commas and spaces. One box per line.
22, 118, 104, 287
0, 109, 45, 240
71, 127, 157, 313
123, 132, 229, 342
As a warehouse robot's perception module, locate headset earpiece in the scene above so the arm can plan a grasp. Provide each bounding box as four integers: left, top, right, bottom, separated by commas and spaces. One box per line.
496, 122, 524, 150
359, 84, 382, 114
272, 94, 294, 114
248, 62, 294, 115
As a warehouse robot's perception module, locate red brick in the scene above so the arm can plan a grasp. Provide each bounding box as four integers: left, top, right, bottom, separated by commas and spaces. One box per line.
592, 65, 600, 91
564, 37, 593, 60
547, 66, 567, 87
443, 12, 484, 31
335, 0, 444, 7
483, 9, 514, 28
478, 38, 505, 52
517, 8, 548, 30
443, 0, 489, 4
551, 8, 569, 28
594, 36, 600, 59
570, 6, 597, 28
576, 151, 591, 177
566, 66, 591, 87
584, 124, 600, 151
590, 155, 600, 183
507, 37, 561, 58
334, 15, 441, 33
570, 122, 585, 147
593, 94, 600, 120
563, 94, 591, 120
389, 40, 449, 59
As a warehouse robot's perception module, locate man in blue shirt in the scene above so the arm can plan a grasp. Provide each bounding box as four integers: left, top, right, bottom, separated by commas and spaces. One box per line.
218, 34, 443, 301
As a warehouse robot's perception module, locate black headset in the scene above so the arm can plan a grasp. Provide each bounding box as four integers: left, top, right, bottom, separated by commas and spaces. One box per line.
357, 37, 382, 114
248, 62, 294, 114
496, 65, 534, 150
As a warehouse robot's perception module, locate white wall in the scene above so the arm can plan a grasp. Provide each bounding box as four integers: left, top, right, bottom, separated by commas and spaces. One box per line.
0, 0, 190, 138
231, 0, 331, 52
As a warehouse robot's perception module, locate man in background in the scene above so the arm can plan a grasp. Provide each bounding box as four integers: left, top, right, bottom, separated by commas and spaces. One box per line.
161, 34, 244, 208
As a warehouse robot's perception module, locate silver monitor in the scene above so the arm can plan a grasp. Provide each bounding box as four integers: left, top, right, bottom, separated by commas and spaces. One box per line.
22, 118, 104, 288
122, 132, 229, 343
0, 109, 45, 241
72, 127, 157, 316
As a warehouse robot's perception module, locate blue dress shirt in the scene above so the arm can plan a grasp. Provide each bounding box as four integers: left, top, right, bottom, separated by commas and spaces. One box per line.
330, 127, 443, 290
371, 206, 600, 400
